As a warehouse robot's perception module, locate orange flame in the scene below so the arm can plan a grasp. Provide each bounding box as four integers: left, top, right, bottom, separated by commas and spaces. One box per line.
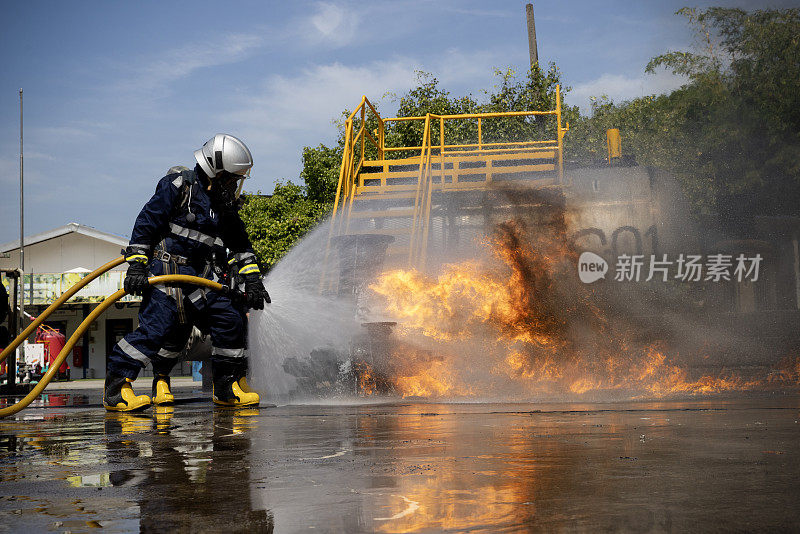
367, 218, 800, 399
354, 361, 379, 397
394, 360, 458, 398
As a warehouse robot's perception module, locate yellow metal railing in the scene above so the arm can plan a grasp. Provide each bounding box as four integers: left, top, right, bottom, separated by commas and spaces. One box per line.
330, 96, 383, 235
331, 87, 568, 224
324, 86, 569, 282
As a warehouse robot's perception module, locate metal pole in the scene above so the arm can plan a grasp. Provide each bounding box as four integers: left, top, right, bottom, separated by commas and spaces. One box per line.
526, 4, 539, 68
18, 89, 25, 371
8, 272, 19, 392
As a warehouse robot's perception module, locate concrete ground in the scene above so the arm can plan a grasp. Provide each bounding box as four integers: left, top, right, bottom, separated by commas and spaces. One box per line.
0, 386, 799, 533
28, 376, 201, 392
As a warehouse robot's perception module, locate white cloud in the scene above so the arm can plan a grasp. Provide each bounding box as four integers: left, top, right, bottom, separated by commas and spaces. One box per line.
567, 69, 688, 112
255, 60, 417, 120
224, 48, 509, 187
118, 33, 265, 95
233, 48, 508, 131
225, 58, 418, 183
435, 48, 510, 89
308, 2, 360, 47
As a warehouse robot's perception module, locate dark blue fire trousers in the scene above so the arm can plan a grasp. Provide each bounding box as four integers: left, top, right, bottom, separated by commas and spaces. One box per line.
107, 260, 248, 380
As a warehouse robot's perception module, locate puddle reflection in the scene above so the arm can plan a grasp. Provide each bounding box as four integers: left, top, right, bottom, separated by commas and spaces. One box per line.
103, 409, 274, 532
354, 411, 563, 532
1, 400, 798, 531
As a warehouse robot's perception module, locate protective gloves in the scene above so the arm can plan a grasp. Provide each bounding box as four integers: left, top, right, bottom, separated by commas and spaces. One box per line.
243, 272, 271, 310
124, 261, 150, 296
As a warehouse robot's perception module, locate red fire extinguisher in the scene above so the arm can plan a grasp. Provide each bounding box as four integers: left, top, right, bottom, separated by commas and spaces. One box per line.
35, 325, 70, 380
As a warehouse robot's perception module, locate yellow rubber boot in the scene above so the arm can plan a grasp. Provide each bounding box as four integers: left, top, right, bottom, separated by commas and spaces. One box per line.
105, 413, 152, 434
103, 374, 151, 412
153, 405, 175, 433
238, 376, 255, 394
213, 378, 260, 407
152, 375, 175, 405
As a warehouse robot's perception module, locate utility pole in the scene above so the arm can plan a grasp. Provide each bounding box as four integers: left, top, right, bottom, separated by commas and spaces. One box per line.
526, 3, 539, 68
18, 88, 25, 377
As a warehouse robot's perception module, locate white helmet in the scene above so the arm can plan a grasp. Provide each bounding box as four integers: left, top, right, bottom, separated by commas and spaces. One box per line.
194, 134, 253, 178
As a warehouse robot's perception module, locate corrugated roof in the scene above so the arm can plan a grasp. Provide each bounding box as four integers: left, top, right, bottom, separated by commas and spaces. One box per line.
0, 222, 128, 252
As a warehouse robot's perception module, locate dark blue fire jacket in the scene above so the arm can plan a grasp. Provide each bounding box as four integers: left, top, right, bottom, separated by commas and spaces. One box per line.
126, 167, 259, 277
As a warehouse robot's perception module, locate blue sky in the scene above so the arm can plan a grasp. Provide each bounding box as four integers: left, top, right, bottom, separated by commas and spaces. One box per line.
1, 0, 796, 245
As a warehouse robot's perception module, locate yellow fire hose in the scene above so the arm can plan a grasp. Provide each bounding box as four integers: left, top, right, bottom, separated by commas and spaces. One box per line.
0, 273, 226, 419
0, 256, 126, 364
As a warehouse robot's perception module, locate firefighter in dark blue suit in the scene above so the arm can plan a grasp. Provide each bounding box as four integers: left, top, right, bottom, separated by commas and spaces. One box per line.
104, 134, 270, 412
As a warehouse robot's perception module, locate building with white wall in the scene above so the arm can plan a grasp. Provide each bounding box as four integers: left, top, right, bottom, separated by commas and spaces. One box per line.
0, 222, 192, 379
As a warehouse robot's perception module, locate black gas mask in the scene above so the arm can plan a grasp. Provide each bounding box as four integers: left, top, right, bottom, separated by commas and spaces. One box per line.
209, 171, 247, 212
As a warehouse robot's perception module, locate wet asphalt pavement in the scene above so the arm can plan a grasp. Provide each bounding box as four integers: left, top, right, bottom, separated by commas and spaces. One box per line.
0, 389, 799, 533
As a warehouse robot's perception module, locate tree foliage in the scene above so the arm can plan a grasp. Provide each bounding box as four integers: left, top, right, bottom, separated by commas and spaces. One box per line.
384, 66, 575, 152
582, 7, 800, 221
482, 64, 578, 145
300, 144, 342, 205
387, 71, 479, 152
238, 183, 328, 270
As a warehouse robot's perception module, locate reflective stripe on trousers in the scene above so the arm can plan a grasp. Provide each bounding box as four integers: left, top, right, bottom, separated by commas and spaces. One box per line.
212, 346, 245, 358
118, 338, 149, 364
157, 348, 182, 359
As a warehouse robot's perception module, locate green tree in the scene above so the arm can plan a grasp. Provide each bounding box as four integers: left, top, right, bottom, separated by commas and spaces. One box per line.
388, 71, 479, 152
300, 144, 342, 205
481, 64, 577, 145
570, 7, 800, 219
238, 183, 328, 269
386, 67, 575, 151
